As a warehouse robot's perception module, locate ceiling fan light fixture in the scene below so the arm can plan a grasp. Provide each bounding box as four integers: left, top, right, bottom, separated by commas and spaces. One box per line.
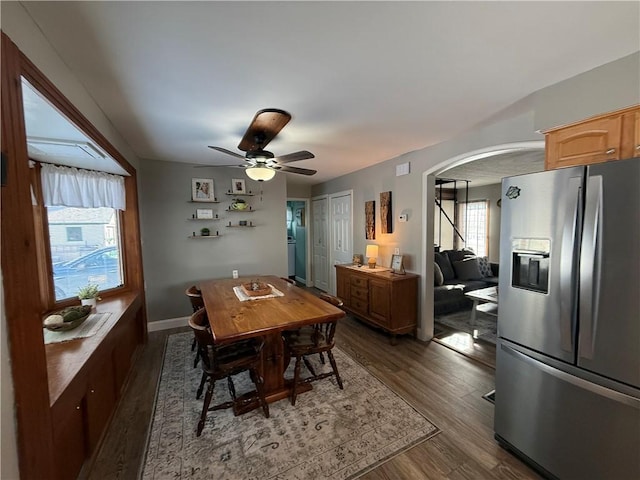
245, 165, 276, 182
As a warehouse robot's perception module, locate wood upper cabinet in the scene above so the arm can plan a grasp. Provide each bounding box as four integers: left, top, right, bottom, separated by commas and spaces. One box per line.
335, 264, 418, 344
544, 105, 640, 170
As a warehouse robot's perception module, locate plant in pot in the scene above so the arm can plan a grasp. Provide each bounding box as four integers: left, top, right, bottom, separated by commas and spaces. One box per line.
77, 284, 100, 308
231, 198, 248, 210
200, 227, 210, 236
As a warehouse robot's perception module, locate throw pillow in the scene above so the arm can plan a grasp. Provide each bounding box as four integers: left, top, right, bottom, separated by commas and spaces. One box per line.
452, 257, 484, 281
445, 249, 476, 263
435, 252, 455, 281
434, 262, 444, 286
477, 256, 493, 277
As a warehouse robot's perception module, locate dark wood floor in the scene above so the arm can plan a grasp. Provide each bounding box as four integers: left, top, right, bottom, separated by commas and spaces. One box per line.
84, 317, 540, 480
433, 323, 497, 369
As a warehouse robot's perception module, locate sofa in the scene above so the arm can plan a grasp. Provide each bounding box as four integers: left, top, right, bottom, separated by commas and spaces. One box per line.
434, 249, 499, 315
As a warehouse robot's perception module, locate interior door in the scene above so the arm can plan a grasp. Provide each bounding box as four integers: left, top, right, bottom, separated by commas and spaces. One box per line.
312, 197, 329, 291
329, 192, 352, 294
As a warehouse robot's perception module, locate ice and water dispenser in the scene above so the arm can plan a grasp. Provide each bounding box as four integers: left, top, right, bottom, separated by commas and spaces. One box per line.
511, 239, 550, 294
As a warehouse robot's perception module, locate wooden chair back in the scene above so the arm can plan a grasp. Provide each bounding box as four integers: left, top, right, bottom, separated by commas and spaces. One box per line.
186, 285, 204, 312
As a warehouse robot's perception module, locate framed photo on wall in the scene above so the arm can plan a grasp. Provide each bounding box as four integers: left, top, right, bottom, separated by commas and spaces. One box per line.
192, 178, 214, 202
232, 178, 246, 194
196, 208, 213, 219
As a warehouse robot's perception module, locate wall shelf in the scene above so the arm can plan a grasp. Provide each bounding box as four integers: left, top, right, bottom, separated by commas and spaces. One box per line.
225, 192, 254, 197
225, 225, 256, 228
188, 235, 222, 239
187, 200, 220, 204
226, 208, 255, 212
188, 218, 221, 221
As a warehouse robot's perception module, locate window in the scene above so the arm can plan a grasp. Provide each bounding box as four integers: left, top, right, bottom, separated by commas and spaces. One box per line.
457, 200, 489, 256
48, 206, 123, 301
66, 226, 83, 242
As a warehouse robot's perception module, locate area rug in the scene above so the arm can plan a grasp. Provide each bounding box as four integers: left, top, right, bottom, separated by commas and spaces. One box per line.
141, 332, 440, 480
435, 308, 497, 344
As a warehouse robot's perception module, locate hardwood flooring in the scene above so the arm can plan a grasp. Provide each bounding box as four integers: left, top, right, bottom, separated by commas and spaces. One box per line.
84, 318, 540, 480
433, 323, 497, 369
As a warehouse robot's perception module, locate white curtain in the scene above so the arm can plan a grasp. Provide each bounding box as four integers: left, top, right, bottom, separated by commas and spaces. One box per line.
41, 163, 126, 210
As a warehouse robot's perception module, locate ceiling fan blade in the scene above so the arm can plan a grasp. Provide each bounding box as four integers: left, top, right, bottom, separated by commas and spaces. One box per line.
273, 150, 315, 164
208, 146, 246, 159
273, 165, 317, 176
194, 164, 245, 168
238, 109, 291, 152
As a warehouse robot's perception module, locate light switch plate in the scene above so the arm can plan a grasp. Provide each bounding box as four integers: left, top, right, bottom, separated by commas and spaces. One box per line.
394, 248, 400, 255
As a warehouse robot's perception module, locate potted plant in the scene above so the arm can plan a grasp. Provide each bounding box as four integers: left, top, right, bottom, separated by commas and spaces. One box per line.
200, 227, 210, 236
77, 284, 100, 308
231, 198, 248, 210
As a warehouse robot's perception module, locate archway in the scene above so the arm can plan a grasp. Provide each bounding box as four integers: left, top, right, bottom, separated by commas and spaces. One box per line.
418, 141, 544, 342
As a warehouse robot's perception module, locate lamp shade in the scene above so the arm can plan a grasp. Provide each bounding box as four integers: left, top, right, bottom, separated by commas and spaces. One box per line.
245, 166, 276, 182
365, 245, 378, 259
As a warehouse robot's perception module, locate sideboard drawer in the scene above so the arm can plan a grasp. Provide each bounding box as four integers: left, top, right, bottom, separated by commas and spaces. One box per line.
351, 298, 369, 314
350, 286, 368, 301
350, 276, 368, 288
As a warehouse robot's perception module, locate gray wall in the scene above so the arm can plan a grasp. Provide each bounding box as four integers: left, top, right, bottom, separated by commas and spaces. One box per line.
534, 52, 640, 132
139, 159, 289, 321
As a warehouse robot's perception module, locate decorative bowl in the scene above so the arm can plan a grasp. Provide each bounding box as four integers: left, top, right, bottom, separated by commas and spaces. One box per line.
241, 281, 272, 297
43, 305, 92, 331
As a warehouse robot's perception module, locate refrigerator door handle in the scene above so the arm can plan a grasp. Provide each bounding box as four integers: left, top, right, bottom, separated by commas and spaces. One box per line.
559, 176, 582, 353
579, 175, 603, 360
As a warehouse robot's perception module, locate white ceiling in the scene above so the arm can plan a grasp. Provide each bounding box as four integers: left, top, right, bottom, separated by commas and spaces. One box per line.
18, 1, 640, 185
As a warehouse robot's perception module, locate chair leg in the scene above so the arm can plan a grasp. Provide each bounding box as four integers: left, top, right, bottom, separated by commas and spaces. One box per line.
196, 371, 207, 399
197, 379, 215, 436
318, 352, 325, 364
249, 367, 270, 418
193, 351, 200, 369
302, 356, 317, 377
291, 356, 302, 406
326, 350, 344, 390
191, 337, 196, 351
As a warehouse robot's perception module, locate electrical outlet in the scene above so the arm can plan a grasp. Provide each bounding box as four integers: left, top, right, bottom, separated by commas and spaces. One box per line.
232, 270, 238, 279
394, 248, 400, 255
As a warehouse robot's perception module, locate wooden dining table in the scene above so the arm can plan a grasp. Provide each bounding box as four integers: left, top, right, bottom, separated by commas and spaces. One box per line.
198, 275, 345, 408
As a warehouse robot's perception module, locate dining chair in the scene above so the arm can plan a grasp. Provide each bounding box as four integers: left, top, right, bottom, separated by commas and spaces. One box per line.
185, 285, 205, 366
283, 292, 344, 406
189, 308, 269, 436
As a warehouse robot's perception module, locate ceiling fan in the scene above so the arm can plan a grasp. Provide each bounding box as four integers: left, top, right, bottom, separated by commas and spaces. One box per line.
208, 108, 316, 181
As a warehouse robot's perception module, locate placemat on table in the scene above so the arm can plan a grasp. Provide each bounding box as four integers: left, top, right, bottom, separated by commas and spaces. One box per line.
233, 284, 284, 302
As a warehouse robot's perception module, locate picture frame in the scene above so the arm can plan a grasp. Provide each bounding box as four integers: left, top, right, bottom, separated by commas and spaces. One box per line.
232, 178, 246, 194
390, 254, 405, 274
196, 208, 213, 219
192, 178, 214, 202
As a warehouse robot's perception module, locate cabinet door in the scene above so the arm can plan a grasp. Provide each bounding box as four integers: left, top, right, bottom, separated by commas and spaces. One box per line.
621, 108, 640, 159
113, 318, 138, 396
86, 358, 116, 453
53, 402, 86, 480
336, 268, 349, 303
369, 278, 390, 325
545, 115, 622, 169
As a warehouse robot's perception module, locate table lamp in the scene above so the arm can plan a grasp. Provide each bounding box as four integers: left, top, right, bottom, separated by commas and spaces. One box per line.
365, 244, 379, 269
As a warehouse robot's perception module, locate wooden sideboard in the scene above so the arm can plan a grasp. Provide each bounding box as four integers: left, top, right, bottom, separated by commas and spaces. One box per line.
335, 264, 418, 344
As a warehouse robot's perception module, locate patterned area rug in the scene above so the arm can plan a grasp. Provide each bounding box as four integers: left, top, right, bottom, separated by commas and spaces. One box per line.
141, 332, 440, 480
435, 308, 497, 344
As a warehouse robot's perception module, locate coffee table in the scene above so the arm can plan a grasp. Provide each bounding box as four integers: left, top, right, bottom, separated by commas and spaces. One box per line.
465, 286, 498, 326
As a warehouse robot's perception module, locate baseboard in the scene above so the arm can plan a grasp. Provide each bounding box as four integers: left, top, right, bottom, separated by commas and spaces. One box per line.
294, 276, 307, 285
147, 316, 189, 332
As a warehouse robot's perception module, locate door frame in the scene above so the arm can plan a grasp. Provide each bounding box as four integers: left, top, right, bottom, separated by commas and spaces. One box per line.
421, 141, 544, 341
328, 189, 354, 295
286, 197, 312, 286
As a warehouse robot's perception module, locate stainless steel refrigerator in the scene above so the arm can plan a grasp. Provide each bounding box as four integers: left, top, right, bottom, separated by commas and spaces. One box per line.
494, 157, 640, 480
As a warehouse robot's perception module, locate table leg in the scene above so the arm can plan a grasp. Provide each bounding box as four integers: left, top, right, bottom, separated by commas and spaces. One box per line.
470, 300, 479, 326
